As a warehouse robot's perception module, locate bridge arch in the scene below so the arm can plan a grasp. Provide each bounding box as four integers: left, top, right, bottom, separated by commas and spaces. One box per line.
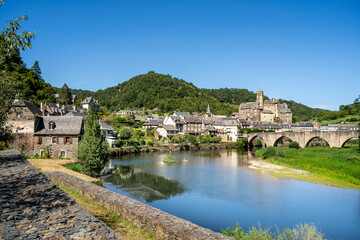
341, 137, 359, 148
305, 136, 330, 147
273, 136, 294, 147
248, 135, 268, 148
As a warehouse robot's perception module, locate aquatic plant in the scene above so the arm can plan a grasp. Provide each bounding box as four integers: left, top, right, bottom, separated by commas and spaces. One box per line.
163, 154, 176, 163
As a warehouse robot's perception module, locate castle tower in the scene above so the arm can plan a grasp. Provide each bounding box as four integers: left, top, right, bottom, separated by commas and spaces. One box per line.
256, 88, 264, 109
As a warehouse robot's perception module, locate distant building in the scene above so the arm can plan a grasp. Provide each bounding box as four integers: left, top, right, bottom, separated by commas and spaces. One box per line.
81, 97, 100, 113
239, 89, 292, 123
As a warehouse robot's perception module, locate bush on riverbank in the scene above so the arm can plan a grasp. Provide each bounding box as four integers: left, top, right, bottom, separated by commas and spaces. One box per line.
289, 141, 300, 149
257, 147, 285, 159
257, 146, 360, 186
225, 139, 248, 149
222, 222, 326, 240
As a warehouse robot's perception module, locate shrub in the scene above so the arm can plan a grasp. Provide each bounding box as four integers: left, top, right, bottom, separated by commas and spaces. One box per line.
222, 223, 326, 240
147, 139, 153, 146
289, 141, 300, 149
221, 223, 244, 240
261, 147, 285, 159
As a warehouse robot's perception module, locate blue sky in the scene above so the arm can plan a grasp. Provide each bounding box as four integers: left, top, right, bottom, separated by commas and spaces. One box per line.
1, 0, 359, 110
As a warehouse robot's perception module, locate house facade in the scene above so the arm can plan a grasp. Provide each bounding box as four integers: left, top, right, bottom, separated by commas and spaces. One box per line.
33, 116, 83, 158
81, 97, 100, 113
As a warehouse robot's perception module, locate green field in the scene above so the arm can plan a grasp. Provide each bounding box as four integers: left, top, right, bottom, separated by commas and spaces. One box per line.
318, 115, 360, 126
256, 146, 360, 189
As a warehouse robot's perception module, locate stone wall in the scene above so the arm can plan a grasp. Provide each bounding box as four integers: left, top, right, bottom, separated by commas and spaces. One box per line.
33, 136, 79, 158
6, 133, 35, 156
46, 171, 231, 240
0, 149, 119, 239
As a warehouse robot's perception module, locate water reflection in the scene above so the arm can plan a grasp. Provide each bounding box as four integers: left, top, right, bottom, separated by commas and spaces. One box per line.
103, 165, 185, 203
104, 149, 360, 239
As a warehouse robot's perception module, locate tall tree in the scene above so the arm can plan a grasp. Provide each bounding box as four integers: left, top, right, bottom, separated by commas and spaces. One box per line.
0, 0, 36, 135
76, 106, 109, 177
58, 83, 72, 104
31, 60, 41, 78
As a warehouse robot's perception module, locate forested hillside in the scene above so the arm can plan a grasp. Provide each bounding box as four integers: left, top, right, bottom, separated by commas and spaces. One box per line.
0, 48, 55, 105
73, 72, 235, 115
70, 72, 327, 120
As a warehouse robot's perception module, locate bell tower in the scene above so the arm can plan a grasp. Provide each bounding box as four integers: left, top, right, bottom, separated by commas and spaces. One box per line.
256, 88, 264, 109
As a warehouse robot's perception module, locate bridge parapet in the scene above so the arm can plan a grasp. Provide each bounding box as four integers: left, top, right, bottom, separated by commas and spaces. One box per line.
247, 131, 358, 148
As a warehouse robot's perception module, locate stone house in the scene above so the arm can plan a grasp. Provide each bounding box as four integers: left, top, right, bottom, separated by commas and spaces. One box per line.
183, 115, 202, 135
5, 99, 42, 154
33, 116, 83, 158
163, 115, 186, 132
143, 119, 160, 130
156, 125, 179, 139
81, 97, 100, 113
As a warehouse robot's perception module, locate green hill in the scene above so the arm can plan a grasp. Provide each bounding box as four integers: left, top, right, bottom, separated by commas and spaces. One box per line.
71, 71, 327, 119
73, 71, 235, 115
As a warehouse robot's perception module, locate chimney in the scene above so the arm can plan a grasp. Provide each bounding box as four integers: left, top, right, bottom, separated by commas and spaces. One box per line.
42, 105, 46, 116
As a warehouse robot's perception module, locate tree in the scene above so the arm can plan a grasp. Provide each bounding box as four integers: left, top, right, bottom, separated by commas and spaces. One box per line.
118, 127, 133, 140
0, 0, 36, 135
76, 107, 109, 177
31, 60, 41, 78
58, 83, 72, 104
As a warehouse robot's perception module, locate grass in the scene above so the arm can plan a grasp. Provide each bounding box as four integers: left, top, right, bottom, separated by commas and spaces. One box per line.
256, 146, 360, 189
318, 115, 360, 126
64, 162, 82, 173
57, 184, 155, 240
222, 222, 326, 240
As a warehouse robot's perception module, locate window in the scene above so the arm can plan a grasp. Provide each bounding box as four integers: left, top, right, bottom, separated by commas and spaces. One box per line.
37, 136, 42, 144
49, 121, 55, 130
60, 151, 66, 158
64, 137, 72, 144
52, 137, 57, 144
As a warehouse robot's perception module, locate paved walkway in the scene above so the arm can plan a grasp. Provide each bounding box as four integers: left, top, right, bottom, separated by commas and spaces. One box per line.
0, 149, 120, 239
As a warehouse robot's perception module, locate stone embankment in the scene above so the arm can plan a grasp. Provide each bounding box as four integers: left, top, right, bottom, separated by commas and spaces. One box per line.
46, 171, 231, 240
0, 149, 119, 239
109, 143, 227, 157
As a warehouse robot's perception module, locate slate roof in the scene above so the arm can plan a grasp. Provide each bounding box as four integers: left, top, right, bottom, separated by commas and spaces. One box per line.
183, 115, 202, 123
173, 112, 190, 117
239, 102, 257, 109
99, 120, 115, 131
162, 125, 178, 131
81, 97, 94, 104
34, 116, 83, 136
143, 119, 159, 126
64, 111, 85, 117
23, 99, 42, 116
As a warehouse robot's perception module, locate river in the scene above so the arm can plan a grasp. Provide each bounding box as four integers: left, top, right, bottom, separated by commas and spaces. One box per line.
102, 149, 360, 239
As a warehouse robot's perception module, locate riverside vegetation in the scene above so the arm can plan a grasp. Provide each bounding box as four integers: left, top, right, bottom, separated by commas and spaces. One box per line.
256, 143, 360, 189
222, 222, 326, 240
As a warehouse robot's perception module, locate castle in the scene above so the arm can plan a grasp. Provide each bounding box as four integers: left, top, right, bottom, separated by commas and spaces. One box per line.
239, 89, 292, 123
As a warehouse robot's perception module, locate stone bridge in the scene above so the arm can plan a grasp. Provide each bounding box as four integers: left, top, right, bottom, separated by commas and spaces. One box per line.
247, 131, 358, 148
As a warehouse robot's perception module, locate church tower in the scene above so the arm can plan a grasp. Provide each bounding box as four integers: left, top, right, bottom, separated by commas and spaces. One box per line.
256, 88, 264, 109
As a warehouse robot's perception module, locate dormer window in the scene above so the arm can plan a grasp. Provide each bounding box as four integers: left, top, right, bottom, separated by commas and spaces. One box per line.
49, 121, 55, 130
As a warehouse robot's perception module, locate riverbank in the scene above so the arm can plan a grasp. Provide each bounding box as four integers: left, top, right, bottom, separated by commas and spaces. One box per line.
108, 142, 228, 157
254, 146, 360, 189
